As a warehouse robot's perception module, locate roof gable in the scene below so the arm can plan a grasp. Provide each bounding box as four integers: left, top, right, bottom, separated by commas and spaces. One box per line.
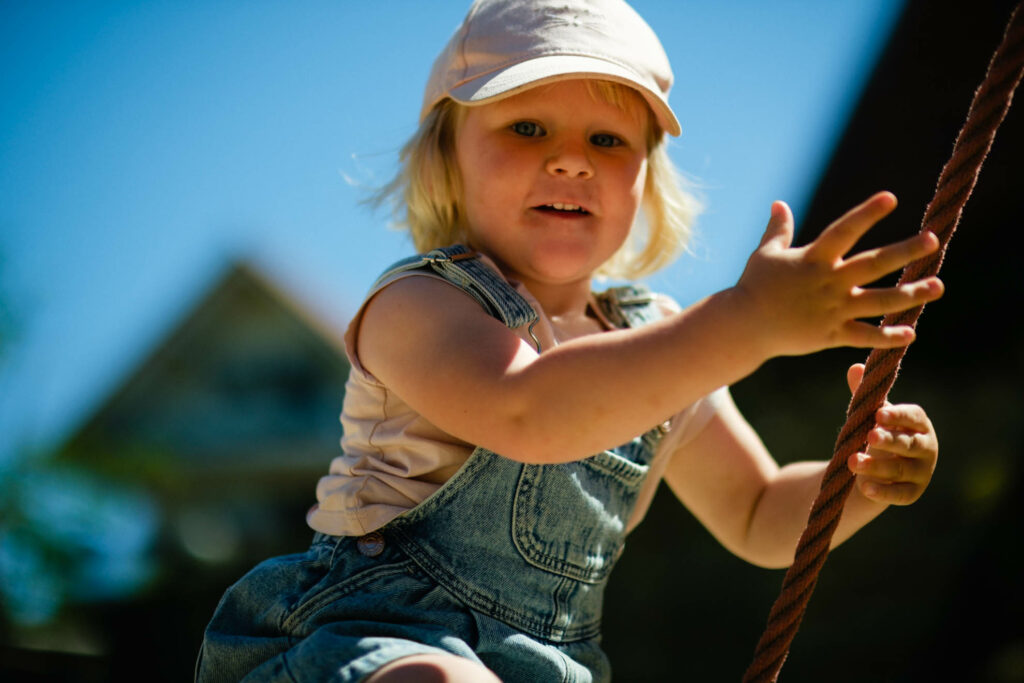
60, 261, 350, 493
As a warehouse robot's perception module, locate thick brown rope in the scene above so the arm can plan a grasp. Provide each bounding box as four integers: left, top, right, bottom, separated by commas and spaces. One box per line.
743, 4, 1024, 682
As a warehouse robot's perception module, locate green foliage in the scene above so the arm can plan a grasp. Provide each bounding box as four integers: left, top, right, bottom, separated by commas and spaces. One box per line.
0, 455, 159, 627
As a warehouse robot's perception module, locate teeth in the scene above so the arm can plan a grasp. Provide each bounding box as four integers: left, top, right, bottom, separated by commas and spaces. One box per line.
549, 203, 582, 211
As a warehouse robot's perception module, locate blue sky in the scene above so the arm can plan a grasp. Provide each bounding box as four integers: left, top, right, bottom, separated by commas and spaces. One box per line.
0, 0, 903, 459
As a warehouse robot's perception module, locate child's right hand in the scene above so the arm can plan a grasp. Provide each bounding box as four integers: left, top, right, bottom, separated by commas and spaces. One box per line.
733, 192, 944, 358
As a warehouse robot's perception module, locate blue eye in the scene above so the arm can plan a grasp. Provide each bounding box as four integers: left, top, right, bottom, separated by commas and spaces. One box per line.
511, 121, 545, 137
590, 133, 622, 148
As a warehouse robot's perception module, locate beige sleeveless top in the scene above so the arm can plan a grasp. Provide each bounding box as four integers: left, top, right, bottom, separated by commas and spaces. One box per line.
307, 254, 727, 537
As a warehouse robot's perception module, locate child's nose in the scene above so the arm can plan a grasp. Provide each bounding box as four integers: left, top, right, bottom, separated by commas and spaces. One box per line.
545, 147, 594, 179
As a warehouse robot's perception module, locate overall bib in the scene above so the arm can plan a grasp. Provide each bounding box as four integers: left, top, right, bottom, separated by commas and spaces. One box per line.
197, 246, 666, 683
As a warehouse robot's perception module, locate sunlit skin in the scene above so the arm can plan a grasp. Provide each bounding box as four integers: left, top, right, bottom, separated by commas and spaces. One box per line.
359, 83, 945, 679
455, 80, 649, 320
359, 82, 943, 678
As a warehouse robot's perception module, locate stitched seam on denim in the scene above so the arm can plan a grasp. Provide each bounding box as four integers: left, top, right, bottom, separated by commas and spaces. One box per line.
390, 527, 602, 642
550, 575, 575, 641
321, 535, 345, 569
273, 553, 331, 637
511, 466, 615, 584
579, 451, 648, 484
279, 559, 418, 634
442, 259, 535, 328
450, 264, 503, 318
546, 608, 580, 683
612, 436, 656, 468
438, 266, 533, 327
279, 650, 301, 683
388, 450, 604, 639
373, 245, 537, 330
369, 253, 434, 291
388, 451, 604, 641
439, 265, 497, 317
593, 285, 655, 329
387, 449, 604, 640
387, 446, 495, 527
425, 245, 537, 329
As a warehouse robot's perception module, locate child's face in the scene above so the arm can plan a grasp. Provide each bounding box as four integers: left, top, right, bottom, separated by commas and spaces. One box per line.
455, 79, 649, 291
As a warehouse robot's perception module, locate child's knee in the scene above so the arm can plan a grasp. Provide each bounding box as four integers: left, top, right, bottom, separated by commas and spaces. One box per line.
366, 653, 502, 683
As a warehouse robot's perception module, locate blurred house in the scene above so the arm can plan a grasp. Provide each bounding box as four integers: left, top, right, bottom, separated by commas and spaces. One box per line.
0, 261, 353, 681
58, 260, 351, 564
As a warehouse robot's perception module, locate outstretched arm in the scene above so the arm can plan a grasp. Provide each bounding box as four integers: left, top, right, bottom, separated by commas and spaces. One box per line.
663, 363, 939, 569
358, 193, 942, 464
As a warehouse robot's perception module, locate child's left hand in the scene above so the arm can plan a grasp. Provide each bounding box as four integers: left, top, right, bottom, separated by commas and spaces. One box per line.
845, 363, 938, 505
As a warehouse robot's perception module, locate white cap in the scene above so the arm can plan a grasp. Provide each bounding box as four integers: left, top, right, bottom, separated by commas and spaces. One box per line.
422, 0, 681, 136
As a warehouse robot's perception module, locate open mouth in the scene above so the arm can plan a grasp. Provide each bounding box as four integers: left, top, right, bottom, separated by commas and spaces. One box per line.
535, 202, 590, 215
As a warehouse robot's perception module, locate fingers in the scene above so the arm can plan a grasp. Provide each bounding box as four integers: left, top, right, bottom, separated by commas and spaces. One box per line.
804, 192, 943, 339
876, 403, 935, 434
845, 363, 897, 403
758, 201, 795, 250
806, 191, 898, 261
740, 192, 944, 355
841, 230, 939, 285
849, 452, 930, 505
850, 448, 929, 481
854, 479, 925, 506
837, 319, 917, 348
846, 402, 938, 506
846, 276, 945, 319
861, 405, 936, 461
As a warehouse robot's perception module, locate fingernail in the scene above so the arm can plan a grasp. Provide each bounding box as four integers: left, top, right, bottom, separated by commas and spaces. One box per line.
863, 482, 879, 497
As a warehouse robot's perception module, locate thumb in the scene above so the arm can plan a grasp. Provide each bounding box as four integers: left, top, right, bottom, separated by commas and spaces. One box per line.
847, 363, 865, 395
757, 200, 795, 250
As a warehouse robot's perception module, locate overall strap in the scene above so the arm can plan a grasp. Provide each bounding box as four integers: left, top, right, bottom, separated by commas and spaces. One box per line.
593, 283, 664, 330
373, 245, 540, 344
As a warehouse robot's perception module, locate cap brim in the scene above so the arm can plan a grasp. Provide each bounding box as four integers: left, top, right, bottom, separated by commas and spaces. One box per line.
448, 54, 681, 137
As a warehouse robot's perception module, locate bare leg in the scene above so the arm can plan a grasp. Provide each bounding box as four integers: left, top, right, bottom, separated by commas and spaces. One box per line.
366, 653, 502, 683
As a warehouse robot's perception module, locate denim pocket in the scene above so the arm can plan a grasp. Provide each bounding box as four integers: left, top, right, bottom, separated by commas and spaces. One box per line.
511, 449, 648, 583
281, 540, 426, 634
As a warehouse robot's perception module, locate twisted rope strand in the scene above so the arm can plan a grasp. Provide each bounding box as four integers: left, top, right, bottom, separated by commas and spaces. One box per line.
743, 4, 1024, 681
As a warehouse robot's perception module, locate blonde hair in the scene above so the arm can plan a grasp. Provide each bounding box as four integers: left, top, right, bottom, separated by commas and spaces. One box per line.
375, 80, 700, 279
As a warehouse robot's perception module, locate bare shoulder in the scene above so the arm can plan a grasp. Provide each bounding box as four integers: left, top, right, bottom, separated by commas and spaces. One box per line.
359, 274, 477, 338
356, 274, 535, 441
358, 274, 504, 377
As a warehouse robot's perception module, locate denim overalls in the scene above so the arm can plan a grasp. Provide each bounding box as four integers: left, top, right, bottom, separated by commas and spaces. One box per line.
197, 246, 667, 683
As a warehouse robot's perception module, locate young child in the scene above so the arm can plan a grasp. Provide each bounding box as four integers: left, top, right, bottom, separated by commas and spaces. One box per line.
197, 1, 942, 681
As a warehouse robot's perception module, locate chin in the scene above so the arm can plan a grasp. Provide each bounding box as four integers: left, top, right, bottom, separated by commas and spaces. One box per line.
526, 249, 600, 282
